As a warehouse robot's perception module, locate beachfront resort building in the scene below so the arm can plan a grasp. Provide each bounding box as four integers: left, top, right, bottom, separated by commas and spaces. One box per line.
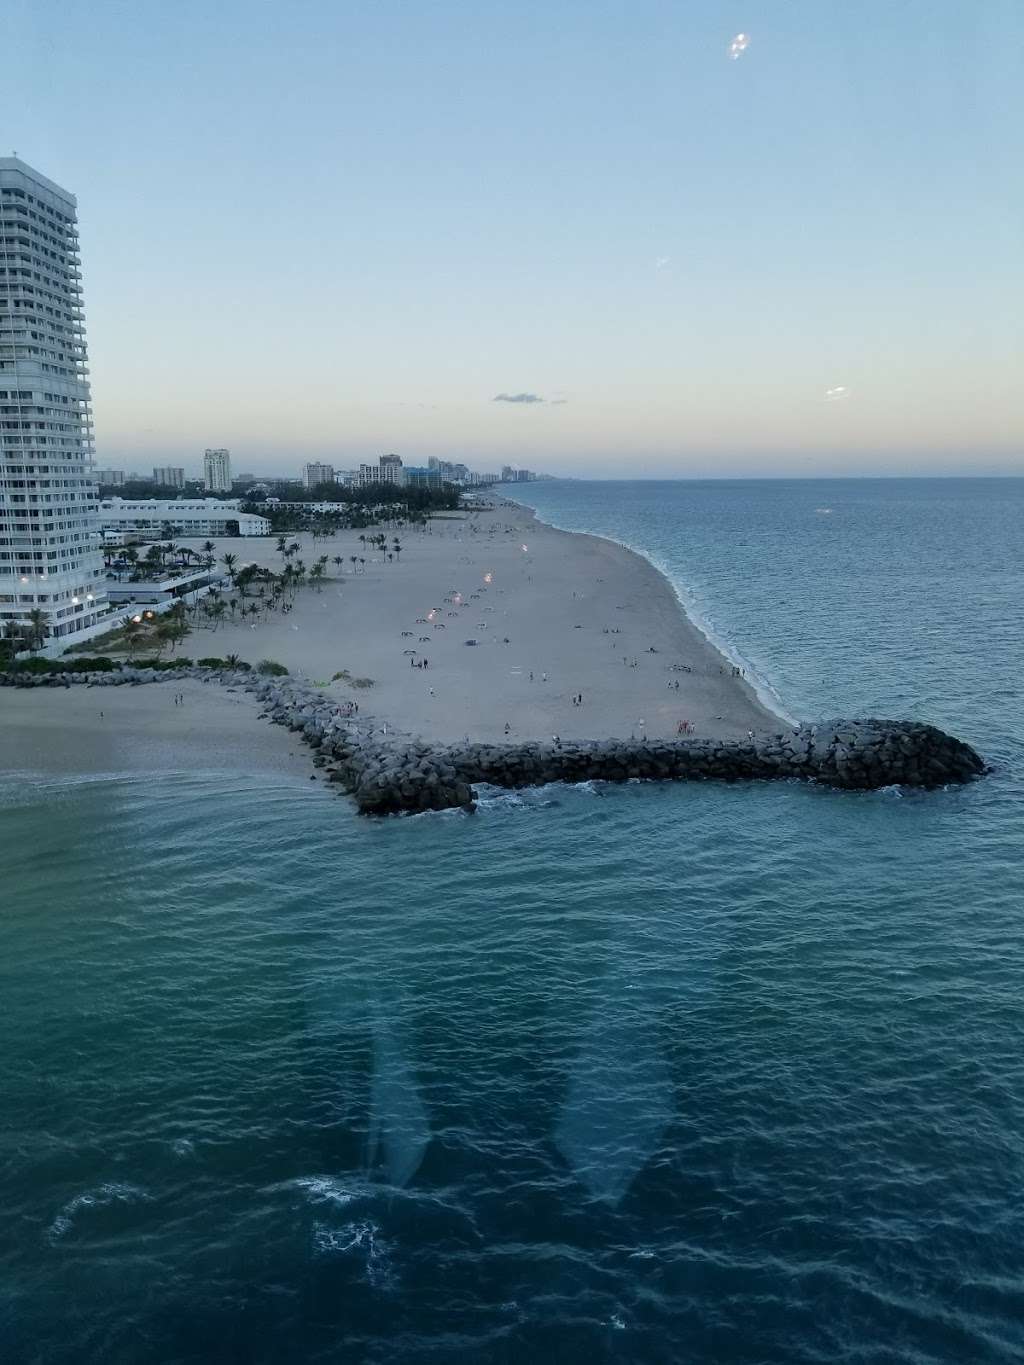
203, 447, 231, 492
100, 497, 269, 539
303, 461, 334, 489
0, 157, 109, 644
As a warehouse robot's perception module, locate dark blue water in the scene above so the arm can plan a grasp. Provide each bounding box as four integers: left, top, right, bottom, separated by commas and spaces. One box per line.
3, 479, 1024, 1363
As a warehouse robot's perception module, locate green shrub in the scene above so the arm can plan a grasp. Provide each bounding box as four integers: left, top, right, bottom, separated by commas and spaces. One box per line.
133, 657, 194, 672
330, 667, 374, 687
10, 656, 55, 674
256, 659, 289, 676
197, 656, 229, 668
63, 656, 118, 672
5, 655, 122, 676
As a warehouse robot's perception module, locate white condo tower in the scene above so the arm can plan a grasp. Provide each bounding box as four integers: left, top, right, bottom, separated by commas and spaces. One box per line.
0, 158, 107, 646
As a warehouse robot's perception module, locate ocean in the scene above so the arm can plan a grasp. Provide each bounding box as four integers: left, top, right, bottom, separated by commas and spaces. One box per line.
3, 478, 1024, 1364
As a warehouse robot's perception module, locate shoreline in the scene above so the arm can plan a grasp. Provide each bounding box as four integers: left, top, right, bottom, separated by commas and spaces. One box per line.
502, 491, 798, 727
499, 502, 781, 734
0, 681, 316, 783
1, 497, 783, 779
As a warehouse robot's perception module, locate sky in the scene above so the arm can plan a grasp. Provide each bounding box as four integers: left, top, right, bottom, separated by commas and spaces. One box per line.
6, 0, 1023, 478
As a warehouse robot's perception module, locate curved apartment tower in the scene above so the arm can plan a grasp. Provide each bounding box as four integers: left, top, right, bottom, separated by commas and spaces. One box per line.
0, 157, 107, 646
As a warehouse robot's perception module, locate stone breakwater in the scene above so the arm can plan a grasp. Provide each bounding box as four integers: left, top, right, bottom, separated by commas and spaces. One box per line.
2, 667, 986, 814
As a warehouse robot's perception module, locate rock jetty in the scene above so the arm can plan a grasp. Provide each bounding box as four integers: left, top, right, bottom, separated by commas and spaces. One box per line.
2, 666, 985, 814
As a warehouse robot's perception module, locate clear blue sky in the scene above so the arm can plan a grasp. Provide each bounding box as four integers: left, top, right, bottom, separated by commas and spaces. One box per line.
7, 0, 1023, 476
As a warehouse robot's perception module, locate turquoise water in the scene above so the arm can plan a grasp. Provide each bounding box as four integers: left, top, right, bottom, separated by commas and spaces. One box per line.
3, 478, 1024, 1363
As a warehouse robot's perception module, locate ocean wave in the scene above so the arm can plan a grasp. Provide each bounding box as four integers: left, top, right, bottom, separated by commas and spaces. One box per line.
472, 780, 607, 811
286, 1176, 360, 1209
46, 1182, 152, 1244
312, 1219, 394, 1288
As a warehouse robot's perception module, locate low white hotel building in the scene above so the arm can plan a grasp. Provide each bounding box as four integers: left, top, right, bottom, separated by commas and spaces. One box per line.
100, 497, 269, 539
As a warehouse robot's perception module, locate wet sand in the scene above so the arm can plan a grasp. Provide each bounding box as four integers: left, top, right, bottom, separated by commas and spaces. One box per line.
0, 683, 312, 779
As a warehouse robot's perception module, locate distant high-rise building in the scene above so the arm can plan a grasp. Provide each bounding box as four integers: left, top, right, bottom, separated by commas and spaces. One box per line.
377, 454, 404, 487
501, 465, 515, 482
404, 466, 442, 490
95, 469, 126, 487
303, 461, 335, 489
356, 455, 405, 490
203, 448, 231, 492
0, 158, 107, 644
152, 465, 185, 489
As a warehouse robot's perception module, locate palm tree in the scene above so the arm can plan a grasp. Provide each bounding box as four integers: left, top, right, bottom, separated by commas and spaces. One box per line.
1, 618, 28, 661
332, 555, 344, 576
25, 607, 48, 653
276, 536, 288, 558
349, 555, 358, 574
234, 564, 258, 599
121, 614, 144, 657
221, 551, 238, 586
359, 557, 366, 573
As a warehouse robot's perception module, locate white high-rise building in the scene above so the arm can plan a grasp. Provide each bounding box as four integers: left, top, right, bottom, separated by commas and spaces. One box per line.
203, 447, 231, 492
153, 465, 185, 489
0, 158, 107, 644
303, 461, 335, 489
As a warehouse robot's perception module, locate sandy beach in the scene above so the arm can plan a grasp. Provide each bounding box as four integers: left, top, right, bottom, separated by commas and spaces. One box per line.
189, 500, 774, 742
1, 501, 778, 773
0, 682, 312, 779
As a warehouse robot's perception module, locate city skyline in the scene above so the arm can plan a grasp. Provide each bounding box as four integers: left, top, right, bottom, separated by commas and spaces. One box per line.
5, 0, 1023, 478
